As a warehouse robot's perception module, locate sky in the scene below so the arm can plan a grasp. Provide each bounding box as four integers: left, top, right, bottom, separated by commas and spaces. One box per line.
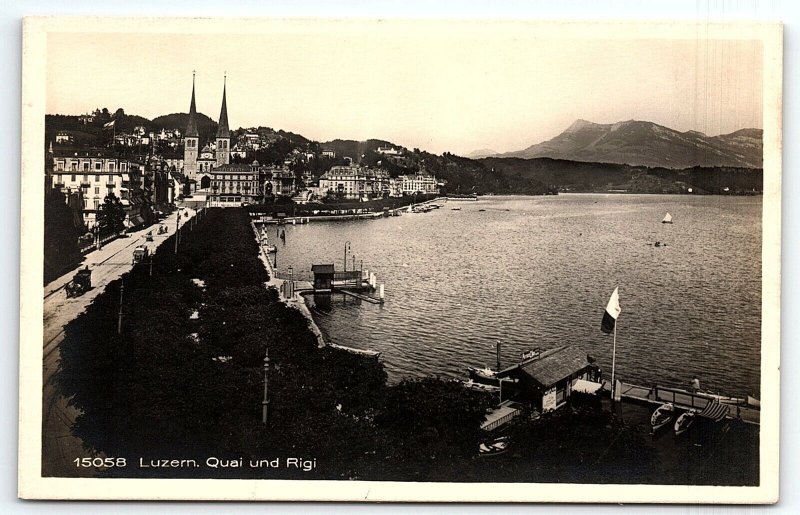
46, 20, 764, 156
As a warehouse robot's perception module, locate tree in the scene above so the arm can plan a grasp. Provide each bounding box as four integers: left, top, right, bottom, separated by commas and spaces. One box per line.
44, 188, 83, 283
97, 193, 126, 236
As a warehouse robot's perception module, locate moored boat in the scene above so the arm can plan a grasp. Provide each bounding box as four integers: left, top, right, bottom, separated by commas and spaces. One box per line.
478, 436, 510, 457
462, 379, 501, 393
467, 366, 499, 384
662, 212, 673, 224
674, 410, 695, 436
650, 403, 675, 434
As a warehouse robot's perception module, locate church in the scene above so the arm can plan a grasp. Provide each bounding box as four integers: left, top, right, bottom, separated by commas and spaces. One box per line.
183, 74, 263, 206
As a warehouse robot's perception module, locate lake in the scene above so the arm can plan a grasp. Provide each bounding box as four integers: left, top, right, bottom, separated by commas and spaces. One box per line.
272, 194, 762, 397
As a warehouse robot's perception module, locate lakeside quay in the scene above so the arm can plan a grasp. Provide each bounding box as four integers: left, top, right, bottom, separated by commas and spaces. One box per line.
250, 219, 327, 348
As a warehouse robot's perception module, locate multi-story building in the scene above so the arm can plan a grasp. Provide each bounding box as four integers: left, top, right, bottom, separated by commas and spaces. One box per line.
399, 172, 439, 195
266, 167, 297, 197
51, 150, 146, 228
318, 166, 391, 200
206, 162, 263, 207
55, 131, 72, 144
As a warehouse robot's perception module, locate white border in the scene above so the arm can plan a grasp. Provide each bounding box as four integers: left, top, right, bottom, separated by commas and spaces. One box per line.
17, 14, 784, 506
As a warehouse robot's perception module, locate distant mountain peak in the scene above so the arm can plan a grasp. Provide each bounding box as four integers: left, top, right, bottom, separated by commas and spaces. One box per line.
497, 118, 762, 169
565, 119, 600, 133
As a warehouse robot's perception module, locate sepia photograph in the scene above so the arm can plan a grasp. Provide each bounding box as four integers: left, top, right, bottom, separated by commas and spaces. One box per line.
19, 17, 781, 502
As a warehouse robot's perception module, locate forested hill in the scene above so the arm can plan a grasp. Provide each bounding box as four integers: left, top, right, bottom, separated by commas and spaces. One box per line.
479, 157, 762, 195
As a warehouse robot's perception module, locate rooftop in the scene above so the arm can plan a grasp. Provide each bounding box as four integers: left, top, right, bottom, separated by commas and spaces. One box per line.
497, 345, 591, 388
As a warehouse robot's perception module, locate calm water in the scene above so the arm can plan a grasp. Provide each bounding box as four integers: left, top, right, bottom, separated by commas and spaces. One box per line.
272, 194, 762, 397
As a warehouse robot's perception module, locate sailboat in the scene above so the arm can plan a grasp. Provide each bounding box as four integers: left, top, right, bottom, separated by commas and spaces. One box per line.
662, 213, 673, 224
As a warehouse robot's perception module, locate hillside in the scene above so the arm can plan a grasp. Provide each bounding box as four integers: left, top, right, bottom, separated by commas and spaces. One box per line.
488, 119, 763, 169
480, 157, 762, 195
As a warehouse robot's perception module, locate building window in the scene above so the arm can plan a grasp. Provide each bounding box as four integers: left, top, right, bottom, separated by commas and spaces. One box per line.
71, 162, 78, 171
83, 163, 89, 171
94, 200, 99, 210
95, 163, 101, 170
83, 174, 89, 183
121, 163, 127, 171
94, 187, 100, 194
95, 175, 100, 182
109, 163, 115, 172
71, 174, 76, 182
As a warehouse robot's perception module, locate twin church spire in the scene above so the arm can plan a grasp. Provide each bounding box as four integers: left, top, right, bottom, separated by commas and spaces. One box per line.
183, 72, 231, 179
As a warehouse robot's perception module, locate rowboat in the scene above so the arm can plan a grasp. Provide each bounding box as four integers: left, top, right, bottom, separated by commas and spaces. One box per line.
650, 403, 675, 434
674, 411, 695, 436
478, 436, 510, 457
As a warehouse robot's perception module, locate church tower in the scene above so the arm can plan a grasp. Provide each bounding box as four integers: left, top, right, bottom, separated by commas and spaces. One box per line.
183, 72, 199, 179
215, 75, 231, 167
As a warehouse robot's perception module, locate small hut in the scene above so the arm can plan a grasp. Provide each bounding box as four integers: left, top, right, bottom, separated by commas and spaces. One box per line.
311, 264, 335, 291
496, 345, 602, 412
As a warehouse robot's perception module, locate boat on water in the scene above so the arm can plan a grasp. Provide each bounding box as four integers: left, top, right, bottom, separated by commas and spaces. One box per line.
462, 379, 501, 393
451, 207, 462, 211
650, 403, 675, 434
479, 436, 510, 457
467, 366, 499, 384
662, 213, 673, 224
674, 410, 695, 436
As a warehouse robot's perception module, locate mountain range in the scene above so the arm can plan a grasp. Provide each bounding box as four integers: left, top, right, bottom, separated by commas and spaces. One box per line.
469, 119, 763, 169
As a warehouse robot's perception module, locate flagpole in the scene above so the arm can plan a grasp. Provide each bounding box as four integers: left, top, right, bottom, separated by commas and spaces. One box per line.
611, 321, 617, 401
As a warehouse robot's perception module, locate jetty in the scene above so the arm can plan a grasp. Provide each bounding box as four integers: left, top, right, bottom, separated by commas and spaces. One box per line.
616, 381, 760, 425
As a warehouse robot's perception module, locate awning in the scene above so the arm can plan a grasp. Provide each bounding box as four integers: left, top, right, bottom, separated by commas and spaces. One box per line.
698, 401, 730, 422
128, 215, 145, 227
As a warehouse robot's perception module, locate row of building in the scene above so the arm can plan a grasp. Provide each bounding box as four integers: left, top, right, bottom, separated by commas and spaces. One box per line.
317, 166, 439, 200
47, 74, 441, 223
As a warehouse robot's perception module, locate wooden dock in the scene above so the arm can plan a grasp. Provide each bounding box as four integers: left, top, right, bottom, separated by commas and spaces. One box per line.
339, 289, 384, 304
618, 382, 760, 425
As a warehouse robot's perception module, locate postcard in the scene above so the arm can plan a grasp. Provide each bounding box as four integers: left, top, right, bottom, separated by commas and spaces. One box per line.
19, 17, 781, 502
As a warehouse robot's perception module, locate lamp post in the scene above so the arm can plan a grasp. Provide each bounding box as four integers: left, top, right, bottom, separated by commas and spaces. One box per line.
288, 266, 293, 298
174, 209, 179, 254
262, 350, 270, 425
117, 279, 124, 335
344, 241, 351, 272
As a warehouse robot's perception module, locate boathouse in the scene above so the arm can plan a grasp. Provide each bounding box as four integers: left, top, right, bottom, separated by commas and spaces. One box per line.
496, 345, 602, 412
311, 264, 335, 291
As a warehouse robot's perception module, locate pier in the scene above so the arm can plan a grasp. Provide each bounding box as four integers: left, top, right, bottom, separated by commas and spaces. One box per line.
616, 381, 760, 425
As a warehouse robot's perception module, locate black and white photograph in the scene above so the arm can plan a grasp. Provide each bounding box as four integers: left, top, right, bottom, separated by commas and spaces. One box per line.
19, 17, 781, 502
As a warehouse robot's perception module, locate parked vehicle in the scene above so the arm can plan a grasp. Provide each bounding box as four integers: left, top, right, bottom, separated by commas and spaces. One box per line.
65, 267, 92, 298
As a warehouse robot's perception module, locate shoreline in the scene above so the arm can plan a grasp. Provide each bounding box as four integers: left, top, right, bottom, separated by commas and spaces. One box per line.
251, 219, 327, 348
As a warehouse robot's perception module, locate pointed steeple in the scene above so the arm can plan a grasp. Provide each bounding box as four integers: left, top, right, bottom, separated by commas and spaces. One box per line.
216, 74, 230, 139
186, 71, 199, 138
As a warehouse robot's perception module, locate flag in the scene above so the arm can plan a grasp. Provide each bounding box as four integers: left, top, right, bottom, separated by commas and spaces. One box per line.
601, 287, 621, 334
103, 120, 115, 129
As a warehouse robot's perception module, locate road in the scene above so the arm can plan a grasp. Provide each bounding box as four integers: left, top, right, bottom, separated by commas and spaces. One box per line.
41, 206, 198, 477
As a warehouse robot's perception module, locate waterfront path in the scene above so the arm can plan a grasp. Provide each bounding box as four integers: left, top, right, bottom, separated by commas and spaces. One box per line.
251, 221, 327, 348
41, 207, 197, 477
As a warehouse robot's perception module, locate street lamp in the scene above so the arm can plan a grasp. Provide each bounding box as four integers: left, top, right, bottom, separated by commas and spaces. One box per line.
262, 350, 270, 425
288, 266, 293, 298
